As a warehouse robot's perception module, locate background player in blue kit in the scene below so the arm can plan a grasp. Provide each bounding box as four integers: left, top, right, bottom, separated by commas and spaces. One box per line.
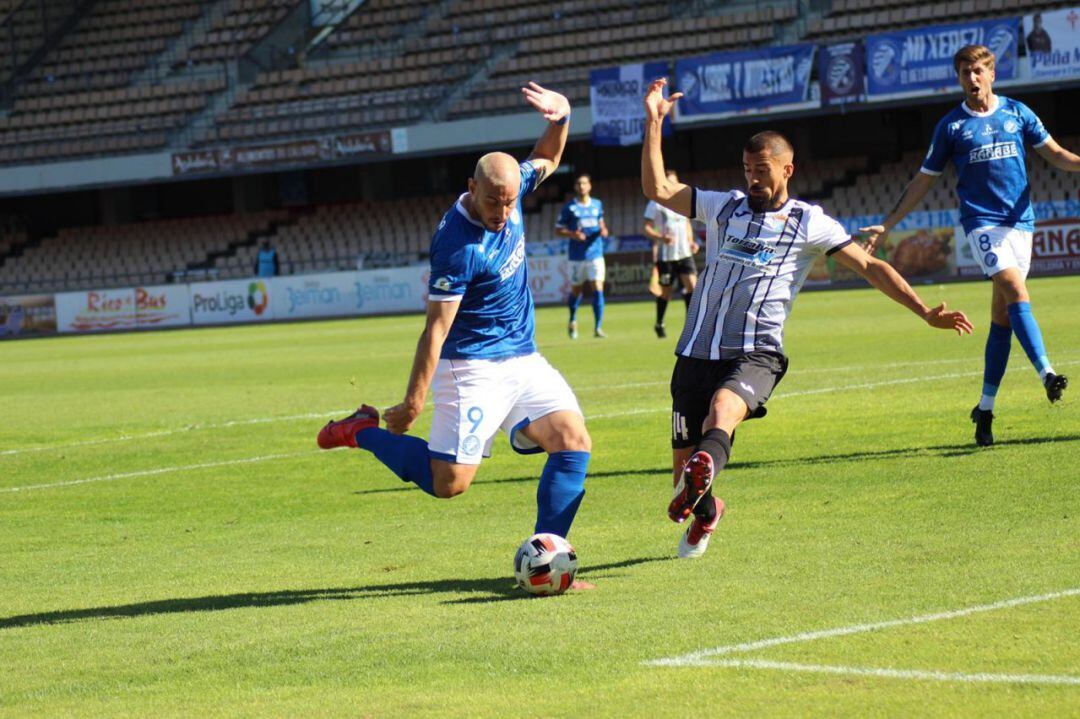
317, 83, 594, 564
862, 44, 1080, 446
555, 174, 609, 338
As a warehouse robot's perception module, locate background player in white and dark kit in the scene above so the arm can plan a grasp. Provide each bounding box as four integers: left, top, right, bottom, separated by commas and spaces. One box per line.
643, 168, 698, 338
642, 78, 974, 559
861, 44, 1080, 447
317, 84, 594, 576
556, 174, 609, 338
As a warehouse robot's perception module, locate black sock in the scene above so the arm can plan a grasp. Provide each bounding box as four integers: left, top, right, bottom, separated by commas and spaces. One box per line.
656, 298, 668, 325
694, 428, 731, 521
683, 290, 693, 308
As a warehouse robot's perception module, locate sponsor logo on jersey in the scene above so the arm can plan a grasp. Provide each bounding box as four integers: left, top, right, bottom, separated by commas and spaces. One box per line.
968, 141, 1019, 164
719, 235, 776, 268
499, 237, 527, 280
433, 276, 453, 291
981, 125, 997, 136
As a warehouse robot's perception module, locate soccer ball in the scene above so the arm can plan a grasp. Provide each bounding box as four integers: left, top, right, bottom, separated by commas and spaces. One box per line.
513, 533, 578, 596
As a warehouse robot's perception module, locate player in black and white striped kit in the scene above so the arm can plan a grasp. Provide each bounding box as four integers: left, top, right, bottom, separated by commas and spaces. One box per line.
642, 78, 975, 559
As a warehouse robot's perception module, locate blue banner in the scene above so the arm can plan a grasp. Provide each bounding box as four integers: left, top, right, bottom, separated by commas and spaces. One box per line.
818, 41, 865, 106
866, 18, 1019, 96
590, 62, 670, 146
675, 44, 815, 117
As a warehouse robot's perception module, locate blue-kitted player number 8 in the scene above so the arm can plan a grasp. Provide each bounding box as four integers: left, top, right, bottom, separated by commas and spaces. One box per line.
978, 234, 992, 252
466, 406, 484, 433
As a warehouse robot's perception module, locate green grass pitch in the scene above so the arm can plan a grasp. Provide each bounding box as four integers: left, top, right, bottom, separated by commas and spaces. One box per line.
2, 276, 1078, 718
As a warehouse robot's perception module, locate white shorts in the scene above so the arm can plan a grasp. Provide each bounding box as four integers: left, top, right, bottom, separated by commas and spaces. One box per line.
966, 225, 1033, 279
569, 257, 606, 286
428, 352, 583, 465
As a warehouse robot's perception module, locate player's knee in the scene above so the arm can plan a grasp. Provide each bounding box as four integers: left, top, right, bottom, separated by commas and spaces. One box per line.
432, 477, 469, 499
554, 425, 591, 453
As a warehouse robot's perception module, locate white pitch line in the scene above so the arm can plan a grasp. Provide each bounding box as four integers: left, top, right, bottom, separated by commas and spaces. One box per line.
0, 450, 322, 493
0, 409, 358, 457
646, 588, 1080, 667
700, 659, 1080, 686
2, 358, 1074, 456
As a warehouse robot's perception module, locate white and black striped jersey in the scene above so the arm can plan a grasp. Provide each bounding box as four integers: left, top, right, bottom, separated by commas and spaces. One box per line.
676, 187, 852, 360
644, 200, 694, 262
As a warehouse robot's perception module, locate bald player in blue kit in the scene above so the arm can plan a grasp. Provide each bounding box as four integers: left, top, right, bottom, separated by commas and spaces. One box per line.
317, 83, 594, 586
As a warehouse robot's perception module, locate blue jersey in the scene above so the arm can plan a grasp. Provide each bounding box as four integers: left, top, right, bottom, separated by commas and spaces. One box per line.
920, 96, 1049, 233
427, 161, 540, 360
557, 198, 605, 261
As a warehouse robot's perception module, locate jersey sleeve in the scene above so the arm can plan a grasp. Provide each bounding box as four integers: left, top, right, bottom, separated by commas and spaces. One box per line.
519, 160, 540, 198
807, 205, 853, 255
595, 199, 604, 220
555, 202, 573, 230
427, 226, 475, 302
643, 200, 657, 222
1017, 101, 1050, 148
691, 188, 735, 223
920, 116, 951, 176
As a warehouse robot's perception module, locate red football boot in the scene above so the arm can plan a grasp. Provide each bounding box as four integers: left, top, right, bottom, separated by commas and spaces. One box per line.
317, 405, 380, 449
667, 450, 714, 523
677, 497, 725, 559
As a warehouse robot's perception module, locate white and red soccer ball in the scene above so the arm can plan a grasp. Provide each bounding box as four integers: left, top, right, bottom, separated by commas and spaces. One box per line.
513, 533, 578, 596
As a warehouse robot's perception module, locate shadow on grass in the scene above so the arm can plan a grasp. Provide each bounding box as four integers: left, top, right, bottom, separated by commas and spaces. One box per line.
351, 434, 1080, 494
351, 467, 672, 495
0, 556, 672, 630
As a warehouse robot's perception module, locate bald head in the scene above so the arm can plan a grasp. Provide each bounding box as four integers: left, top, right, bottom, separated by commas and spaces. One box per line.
466, 152, 521, 232
474, 152, 521, 190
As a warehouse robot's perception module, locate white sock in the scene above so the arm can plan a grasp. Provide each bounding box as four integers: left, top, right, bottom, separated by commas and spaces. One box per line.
1040, 366, 1055, 381
978, 394, 996, 411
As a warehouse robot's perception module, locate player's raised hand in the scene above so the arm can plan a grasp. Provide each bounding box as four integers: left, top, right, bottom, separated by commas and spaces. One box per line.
924, 302, 974, 335
522, 81, 570, 123
384, 402, 420, 435
858, 224, 888, 254
643, 78, 682, 122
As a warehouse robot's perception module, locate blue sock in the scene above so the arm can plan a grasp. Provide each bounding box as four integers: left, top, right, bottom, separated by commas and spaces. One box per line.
535, 451, 589, 538
568, 293, 580, 322
355, 428, 437, 497
1007, 301, 1052, 377
980, 322, 1012, 410
591, 290, 605, 330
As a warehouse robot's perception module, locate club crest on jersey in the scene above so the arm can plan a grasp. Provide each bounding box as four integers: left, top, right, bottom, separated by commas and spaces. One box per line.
1003, 119, 1019, 134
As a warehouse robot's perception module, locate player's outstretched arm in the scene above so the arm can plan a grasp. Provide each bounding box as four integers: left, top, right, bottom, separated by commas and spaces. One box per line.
1035, 138, 1080, 172
859, 172, 936, 253
384, 299, 460, 434
831, 242, 974, 335
641, 78, 692, 216
522, 81, 570, 186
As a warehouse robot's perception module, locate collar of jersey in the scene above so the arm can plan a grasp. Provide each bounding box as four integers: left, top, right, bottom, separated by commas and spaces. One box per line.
961, 95, 1000, 118
454, 193, 487, 229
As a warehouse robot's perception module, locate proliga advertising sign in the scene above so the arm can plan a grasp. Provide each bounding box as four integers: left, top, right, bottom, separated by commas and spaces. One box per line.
866, 18, 1019, 97
189, 278, 274, 325
1024, 7, 1080, 81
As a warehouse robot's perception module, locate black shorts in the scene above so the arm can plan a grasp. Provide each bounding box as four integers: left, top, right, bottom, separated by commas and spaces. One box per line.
656, 257, 697, 287
670, 351, 789, 448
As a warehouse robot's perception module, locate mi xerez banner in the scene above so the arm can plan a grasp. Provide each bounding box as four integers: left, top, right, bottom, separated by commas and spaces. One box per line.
866, 18, 1019, 97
